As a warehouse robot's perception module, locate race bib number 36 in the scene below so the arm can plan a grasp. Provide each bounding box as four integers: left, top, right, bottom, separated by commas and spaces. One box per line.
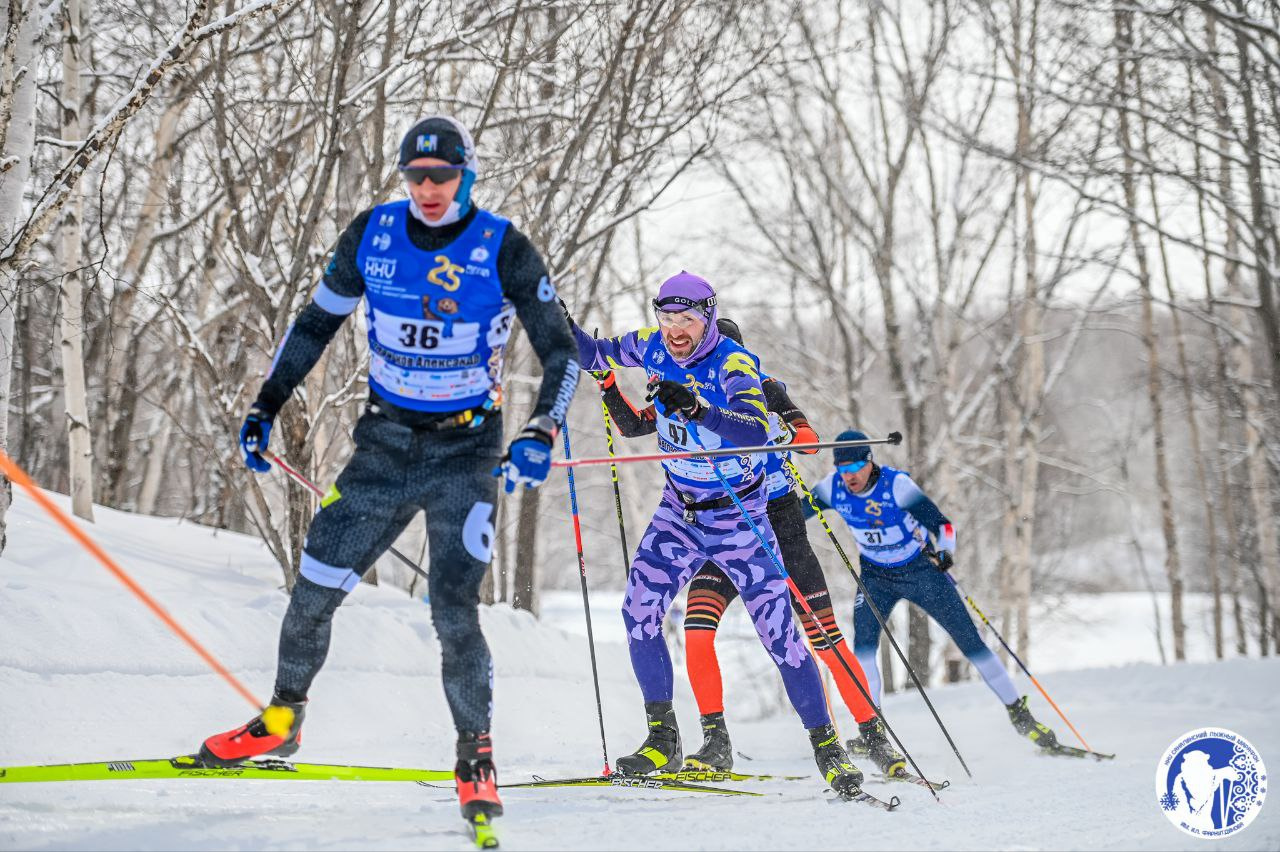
372, 311, 479, 356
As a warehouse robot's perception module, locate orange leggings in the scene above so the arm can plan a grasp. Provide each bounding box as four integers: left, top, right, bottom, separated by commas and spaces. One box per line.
683, 493, 878, 723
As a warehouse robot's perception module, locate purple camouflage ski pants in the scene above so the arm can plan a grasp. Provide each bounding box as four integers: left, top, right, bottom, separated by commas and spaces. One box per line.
623, 484, 830, 730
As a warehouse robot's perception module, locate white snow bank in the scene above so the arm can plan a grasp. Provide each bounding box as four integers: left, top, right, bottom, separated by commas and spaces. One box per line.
2, 490, 1277, 851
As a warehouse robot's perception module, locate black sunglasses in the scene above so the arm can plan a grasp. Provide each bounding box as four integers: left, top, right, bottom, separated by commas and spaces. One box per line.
400, 164, 465, 185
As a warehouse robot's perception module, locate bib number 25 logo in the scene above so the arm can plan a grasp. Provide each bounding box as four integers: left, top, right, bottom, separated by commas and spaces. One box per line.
1157, 728, 1266, 839
427, 255, 463, 291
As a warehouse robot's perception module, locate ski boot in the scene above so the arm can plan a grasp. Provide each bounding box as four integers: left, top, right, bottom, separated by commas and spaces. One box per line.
683, 711, 733, 771
455, 731, 503, 821
809, 723, 864, 797
856, 716, 907, 776
1006, 695, 1059, 749
615, 701, 682, 775
197, 694, 305, 768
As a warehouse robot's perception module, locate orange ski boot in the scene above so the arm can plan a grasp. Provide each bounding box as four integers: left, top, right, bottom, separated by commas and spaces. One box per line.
196, 695, 306, 768
455, 732, 503, 820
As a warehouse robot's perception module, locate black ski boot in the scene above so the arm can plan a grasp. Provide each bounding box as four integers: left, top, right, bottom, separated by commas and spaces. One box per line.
1006, 695, 1059, 749
615, 701, 682, 775
857, 716, 907, 776
455, 731, 503, 820
809, 723, 864, 797
683, 712, 733, 771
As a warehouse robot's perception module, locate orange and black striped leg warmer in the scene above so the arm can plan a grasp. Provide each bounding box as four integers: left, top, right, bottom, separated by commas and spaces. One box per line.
804, 607, 878, 724
684, 589, 728, 716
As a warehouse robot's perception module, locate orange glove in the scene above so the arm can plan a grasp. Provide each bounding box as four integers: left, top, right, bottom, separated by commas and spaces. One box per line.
592, 370, 615, 390
790, 423, 820, 454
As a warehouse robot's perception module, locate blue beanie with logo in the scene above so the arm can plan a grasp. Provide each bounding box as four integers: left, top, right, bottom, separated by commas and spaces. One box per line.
833, 429, 872, 467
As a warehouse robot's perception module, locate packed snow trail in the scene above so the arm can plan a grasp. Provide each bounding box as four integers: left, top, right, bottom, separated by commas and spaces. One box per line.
1, 492, 1276, 850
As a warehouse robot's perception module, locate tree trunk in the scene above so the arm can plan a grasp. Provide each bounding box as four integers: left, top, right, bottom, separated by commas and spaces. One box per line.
1001, 0, 1045, 665
1115, 8, 1182, 659
907, 605, 931, 687
1231, 10, 1280, 625
57, 0, 94, 521
0, 0, 39, 552
509, 5, 562, 616
100, 91, 190, 505
493, 495, 509, 604
512, 485, 540, 616
879, 635, 896, 695
136, 414, 173, 515
1202, 13, 1254, 657
1142, 70, 1219, 657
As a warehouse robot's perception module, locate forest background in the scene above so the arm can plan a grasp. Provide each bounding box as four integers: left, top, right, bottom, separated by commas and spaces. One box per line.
2, 0, 1278, 692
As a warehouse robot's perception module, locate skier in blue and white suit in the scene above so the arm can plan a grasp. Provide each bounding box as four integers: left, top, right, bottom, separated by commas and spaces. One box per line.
805, 429, 1062, 752
199, 116, 579, 824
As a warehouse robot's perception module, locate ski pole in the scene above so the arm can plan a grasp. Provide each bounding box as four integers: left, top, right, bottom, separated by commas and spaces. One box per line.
551, 433, 902, 470
262, 450, 428, 583
562, 422, 612, 776
787, 458, 974, 779
682, 425, 941, 802
591, 370, 632, 580
947, 574, 1095, 752
0, 448, 264, 713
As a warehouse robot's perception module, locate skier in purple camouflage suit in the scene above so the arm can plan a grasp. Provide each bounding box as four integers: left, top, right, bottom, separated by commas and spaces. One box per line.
564, 272, 864, 794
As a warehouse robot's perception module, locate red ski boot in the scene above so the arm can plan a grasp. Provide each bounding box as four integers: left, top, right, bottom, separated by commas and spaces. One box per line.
455, 732, 503, 820
196, 696, 306, 768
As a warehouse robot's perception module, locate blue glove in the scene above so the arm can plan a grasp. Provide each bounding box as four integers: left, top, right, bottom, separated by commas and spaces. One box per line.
239, 404, 274, 473
494, 416, 556, 493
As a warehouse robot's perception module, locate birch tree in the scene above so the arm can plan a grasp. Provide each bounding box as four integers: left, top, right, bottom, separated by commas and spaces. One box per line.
0, 0, 40, 552
57, 0, 94, 521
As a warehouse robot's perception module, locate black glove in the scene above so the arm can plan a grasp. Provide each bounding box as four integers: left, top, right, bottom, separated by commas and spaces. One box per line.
931, 550, 955, 572
646, 379, 705, 420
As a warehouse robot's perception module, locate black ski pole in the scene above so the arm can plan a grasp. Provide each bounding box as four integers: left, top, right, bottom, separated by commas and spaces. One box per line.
683, 424, 941, 802
787, 458, 974, 779
561, 422, 612, 775
591, 370, 632, 580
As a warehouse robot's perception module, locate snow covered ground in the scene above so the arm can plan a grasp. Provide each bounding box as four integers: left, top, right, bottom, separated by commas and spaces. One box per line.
2, 491, 1277, 851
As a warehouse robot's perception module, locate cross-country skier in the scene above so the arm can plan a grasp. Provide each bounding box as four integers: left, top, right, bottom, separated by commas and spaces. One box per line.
197, 116, 580, 830
804, 430, 1061, 752
591, 319, 906, 777
565, 274, 864, 796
